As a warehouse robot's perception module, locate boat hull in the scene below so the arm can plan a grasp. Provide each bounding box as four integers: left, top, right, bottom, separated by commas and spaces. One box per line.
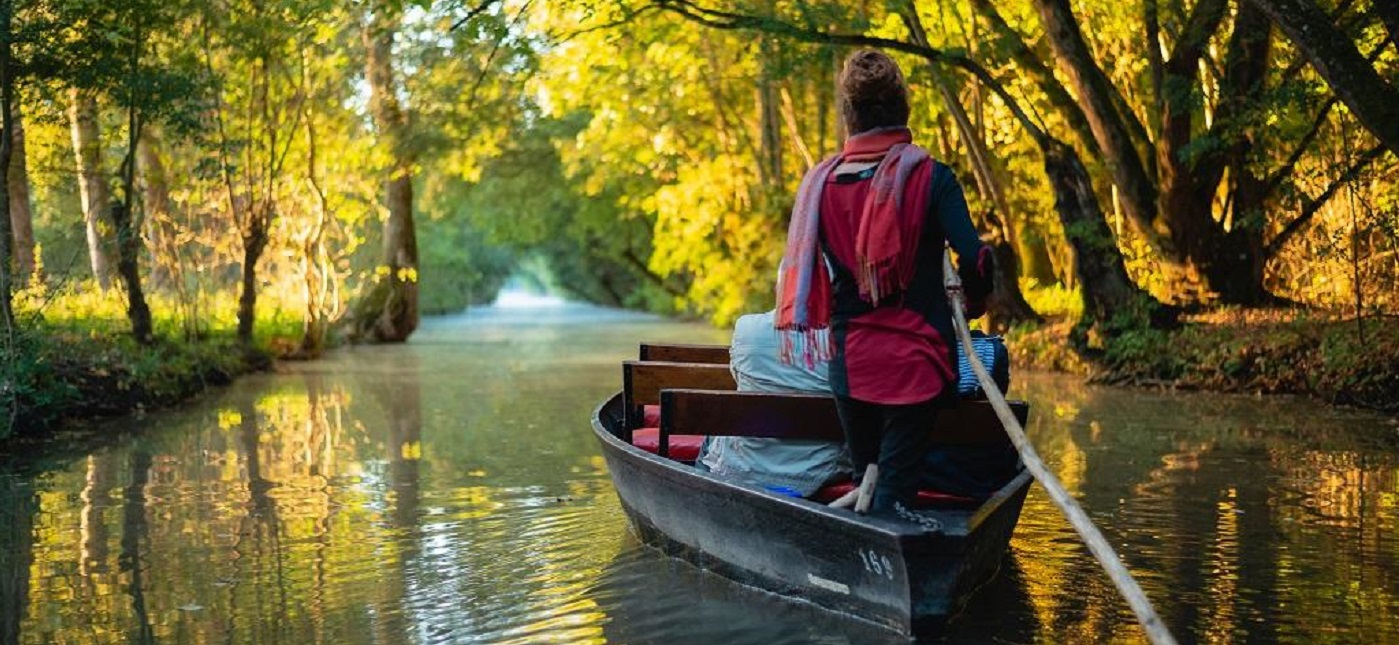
592, 393, 1032, 639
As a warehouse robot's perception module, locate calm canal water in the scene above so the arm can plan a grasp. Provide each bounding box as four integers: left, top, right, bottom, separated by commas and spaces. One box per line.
2, 297, 1398, 643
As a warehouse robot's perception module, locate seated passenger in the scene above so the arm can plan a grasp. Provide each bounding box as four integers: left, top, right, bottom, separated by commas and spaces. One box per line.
697, 311, 850, 497
699, 311, 1020, 500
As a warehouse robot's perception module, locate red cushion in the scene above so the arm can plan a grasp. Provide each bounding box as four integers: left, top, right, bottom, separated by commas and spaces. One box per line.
812, 481, 979, 507
642, 404, 661, 428
631, 427, 705, 461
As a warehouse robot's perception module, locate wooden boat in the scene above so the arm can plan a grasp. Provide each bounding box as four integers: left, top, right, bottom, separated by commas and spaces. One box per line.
592, 347, 1034, 640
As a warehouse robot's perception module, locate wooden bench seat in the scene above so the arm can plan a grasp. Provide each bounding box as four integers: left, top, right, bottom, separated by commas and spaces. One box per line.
659, 389, 1029, 504
620, 360, 737, 461
638, 342, 730, 365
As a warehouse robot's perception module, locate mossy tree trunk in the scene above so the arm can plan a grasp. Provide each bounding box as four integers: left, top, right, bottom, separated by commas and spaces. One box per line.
353, 1, 419, 343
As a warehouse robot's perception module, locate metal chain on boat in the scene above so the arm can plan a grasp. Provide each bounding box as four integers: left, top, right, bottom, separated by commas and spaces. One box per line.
943, 249, 1178, 645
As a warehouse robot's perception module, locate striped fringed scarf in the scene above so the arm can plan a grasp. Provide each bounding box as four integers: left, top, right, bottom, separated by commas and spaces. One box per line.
775, 126, 930, 365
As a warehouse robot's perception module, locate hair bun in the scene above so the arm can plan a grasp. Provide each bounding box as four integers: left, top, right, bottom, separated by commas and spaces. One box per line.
840, 50, 907, 106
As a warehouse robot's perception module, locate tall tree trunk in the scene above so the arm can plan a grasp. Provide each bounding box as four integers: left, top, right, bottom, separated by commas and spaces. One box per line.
7, 99, 33, 282
1152, 0, 1230, 302
0, 0, 14, 332
236, 55, 274, 347
1195, 3, 1274, 303
299, 70, 332, 359
1043, 141, 1156, 330
1032, 0, 1163, 249
1246, 0, 1399, 155
354, 2, 419, 343
68, 89, 113, 290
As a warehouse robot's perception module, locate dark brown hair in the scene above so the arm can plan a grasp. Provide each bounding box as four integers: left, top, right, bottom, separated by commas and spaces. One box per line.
839, 50, 910, 134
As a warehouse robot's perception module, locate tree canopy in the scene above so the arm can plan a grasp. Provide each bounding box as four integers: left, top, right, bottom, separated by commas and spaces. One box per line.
0, 0, 1394, 350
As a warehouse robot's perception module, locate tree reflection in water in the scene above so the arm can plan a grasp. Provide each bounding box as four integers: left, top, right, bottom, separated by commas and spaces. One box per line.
0, 313, 1395, 643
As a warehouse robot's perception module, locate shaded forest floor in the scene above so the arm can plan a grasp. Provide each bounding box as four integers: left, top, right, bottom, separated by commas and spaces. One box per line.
1008, 308, 1399, 412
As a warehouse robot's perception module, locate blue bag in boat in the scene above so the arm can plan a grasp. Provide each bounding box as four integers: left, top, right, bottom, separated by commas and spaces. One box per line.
957, 331, 1010, 397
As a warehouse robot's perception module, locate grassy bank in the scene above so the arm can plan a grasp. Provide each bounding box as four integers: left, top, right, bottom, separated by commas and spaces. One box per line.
1007, 309, 1399, 412
2, 286, 301, 438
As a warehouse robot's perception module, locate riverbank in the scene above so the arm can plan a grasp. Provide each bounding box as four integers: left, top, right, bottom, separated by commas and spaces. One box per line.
7, 298, 1395, 440
2, 328, 276, 437
0, 288, 306, 440
1007, 309, 1399, 412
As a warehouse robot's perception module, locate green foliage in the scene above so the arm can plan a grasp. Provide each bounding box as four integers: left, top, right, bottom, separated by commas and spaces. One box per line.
416, 216, 514, 313
1099, 311, 1399, 411
1021, 278, 1083, 320
2, 284, 288, 437
6, 0, 1399, 428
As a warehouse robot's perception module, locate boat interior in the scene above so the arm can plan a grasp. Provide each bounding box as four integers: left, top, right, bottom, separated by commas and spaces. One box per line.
617, 342, 1029, 509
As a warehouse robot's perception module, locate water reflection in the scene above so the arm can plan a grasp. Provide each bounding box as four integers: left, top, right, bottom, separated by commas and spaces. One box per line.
0, 301, 1396, 643
1, 474, 36, 643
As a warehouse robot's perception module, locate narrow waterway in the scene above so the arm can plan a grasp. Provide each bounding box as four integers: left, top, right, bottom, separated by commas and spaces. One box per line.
2, 297, 1397, 643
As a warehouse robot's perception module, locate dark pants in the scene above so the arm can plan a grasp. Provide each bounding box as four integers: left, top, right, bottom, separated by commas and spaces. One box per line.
833, 395, 938, 514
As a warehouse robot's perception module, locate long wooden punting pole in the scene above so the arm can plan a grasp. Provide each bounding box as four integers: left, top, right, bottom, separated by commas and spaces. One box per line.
944, 250, 1178, 645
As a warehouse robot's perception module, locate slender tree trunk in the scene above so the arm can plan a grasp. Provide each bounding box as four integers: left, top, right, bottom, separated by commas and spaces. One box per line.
236, 205, 269, 345
137, 128, 172, 290
902, 7, 1039, 328
300, 65, 332, 359
7, 99, 33, 282
68, 89, 113, 290
354, 2, 419, 343
0, 0, 14, 332
1246, 0, 1399, 154
236, 56, 274, 347
115, 33, 153, 344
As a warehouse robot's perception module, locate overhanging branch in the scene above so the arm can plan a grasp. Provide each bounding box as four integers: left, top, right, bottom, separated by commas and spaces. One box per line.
649, 0, 1049, 145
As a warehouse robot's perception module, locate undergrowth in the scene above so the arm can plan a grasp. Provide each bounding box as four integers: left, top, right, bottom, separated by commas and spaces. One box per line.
1, 282, 301, 438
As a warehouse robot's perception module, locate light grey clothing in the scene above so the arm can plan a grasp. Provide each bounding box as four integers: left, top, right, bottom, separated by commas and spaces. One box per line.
698, 312, 850, 496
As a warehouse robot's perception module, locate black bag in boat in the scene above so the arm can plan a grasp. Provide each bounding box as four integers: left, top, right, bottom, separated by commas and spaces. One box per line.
928, 331, 1018, 499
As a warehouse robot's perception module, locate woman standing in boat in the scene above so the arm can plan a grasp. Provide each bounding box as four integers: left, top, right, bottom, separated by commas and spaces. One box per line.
775, 50, 994, 524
